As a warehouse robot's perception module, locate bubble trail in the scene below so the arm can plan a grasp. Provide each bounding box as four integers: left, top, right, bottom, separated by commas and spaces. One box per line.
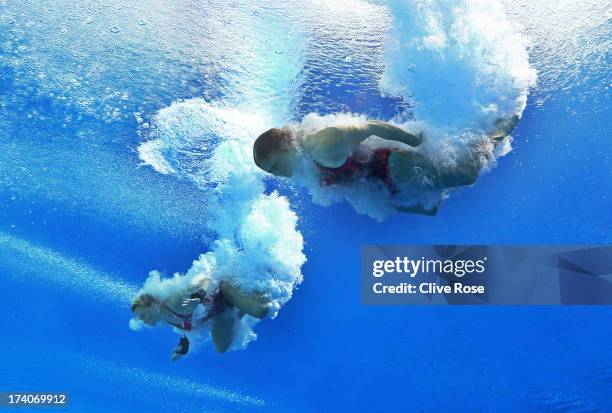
0, 231, 138, 306
76, 354, 267, 408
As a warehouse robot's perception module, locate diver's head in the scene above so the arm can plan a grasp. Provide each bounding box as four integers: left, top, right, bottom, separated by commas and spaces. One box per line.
253, 127, 298, 177
131, 294, 162, 326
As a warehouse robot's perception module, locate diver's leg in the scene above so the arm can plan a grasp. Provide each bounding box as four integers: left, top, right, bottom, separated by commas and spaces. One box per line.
489, 115, 520, 143
220, 283, 270, 319
211, 310, 236, 353
390, 150, 479, 189
439, 162, 479, 187
389, 150, 440, 187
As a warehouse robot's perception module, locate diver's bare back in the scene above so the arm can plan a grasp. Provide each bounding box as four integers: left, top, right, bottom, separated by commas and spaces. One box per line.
303, 121, 423, 168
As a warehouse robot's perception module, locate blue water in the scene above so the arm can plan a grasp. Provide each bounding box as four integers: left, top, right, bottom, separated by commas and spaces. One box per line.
1, 1, 611, 412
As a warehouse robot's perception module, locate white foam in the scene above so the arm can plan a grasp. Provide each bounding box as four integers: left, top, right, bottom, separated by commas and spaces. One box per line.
132, 1, 537, 351
281, 0, 536, 219
380, 0, 537, 131
132, 0, 308, 354
190, 192, 305, 311
284, 111, 508, 220
135, 100, 306, 351
139, 100, 268, 187
137, 139, 175, 175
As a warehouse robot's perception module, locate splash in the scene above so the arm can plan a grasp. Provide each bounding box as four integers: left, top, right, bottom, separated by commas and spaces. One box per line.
284, 113, 497, 220
133, 1, 306, 352
380, 0, 537, 131
134, 100, 306, 351
133, 0, 538, 352
284, 0, 536, 219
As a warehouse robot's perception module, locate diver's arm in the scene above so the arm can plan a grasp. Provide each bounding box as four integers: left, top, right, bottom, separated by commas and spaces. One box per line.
303, 127, 352, 168
343, 121, 423, 147
304, 121, 422, 168
162, 296, 195, 320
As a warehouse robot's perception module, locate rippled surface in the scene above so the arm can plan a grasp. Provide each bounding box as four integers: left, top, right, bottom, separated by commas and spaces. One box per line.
502, 0, 611, 114
1, 0, 611, 411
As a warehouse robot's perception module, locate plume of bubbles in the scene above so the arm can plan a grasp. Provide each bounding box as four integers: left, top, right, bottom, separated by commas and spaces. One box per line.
381, 0, 537, 131
132, 0, 306, 352
133, 100, 306, 351
287, 0, 536, 219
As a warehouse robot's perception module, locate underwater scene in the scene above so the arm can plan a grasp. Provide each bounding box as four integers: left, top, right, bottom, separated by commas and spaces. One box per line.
0, 0, 611, 411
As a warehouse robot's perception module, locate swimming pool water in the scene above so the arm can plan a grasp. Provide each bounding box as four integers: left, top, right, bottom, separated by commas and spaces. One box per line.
0, 0, 610, 412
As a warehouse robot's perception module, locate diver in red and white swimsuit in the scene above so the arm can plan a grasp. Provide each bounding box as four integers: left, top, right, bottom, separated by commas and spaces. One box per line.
131, 281, 272, 359
253, 120, 475, 215
252, 117, 518, 215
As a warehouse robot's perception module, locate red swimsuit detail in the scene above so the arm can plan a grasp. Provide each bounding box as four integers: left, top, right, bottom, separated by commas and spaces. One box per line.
168, 317, 193, 331
164, 290, 226, 331
318, 148, 396, 190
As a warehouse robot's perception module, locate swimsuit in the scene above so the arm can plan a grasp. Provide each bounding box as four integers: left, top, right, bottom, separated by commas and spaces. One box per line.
166, 289, 228, 358
318, 148, 397, 190
163, 289, 226, 331
165, 311, 194, 331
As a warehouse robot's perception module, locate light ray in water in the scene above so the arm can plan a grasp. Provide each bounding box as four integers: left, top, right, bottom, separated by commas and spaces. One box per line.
0, 231, 138, 305
76, 354, 267, 408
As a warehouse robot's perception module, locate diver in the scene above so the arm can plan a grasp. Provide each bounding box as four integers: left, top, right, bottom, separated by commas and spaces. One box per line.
131, 279, 271, 359
253, 116, 519, 215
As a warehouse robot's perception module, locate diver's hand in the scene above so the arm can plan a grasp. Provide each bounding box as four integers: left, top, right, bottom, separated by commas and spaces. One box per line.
181, 298, 201, 312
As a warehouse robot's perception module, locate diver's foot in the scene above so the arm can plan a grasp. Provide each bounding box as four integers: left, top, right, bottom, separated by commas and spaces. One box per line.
171, 336, 190, 361
490, 114, 520, 141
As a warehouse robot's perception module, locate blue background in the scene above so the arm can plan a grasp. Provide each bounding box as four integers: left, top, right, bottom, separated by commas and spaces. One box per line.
0, 1, 610, 412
